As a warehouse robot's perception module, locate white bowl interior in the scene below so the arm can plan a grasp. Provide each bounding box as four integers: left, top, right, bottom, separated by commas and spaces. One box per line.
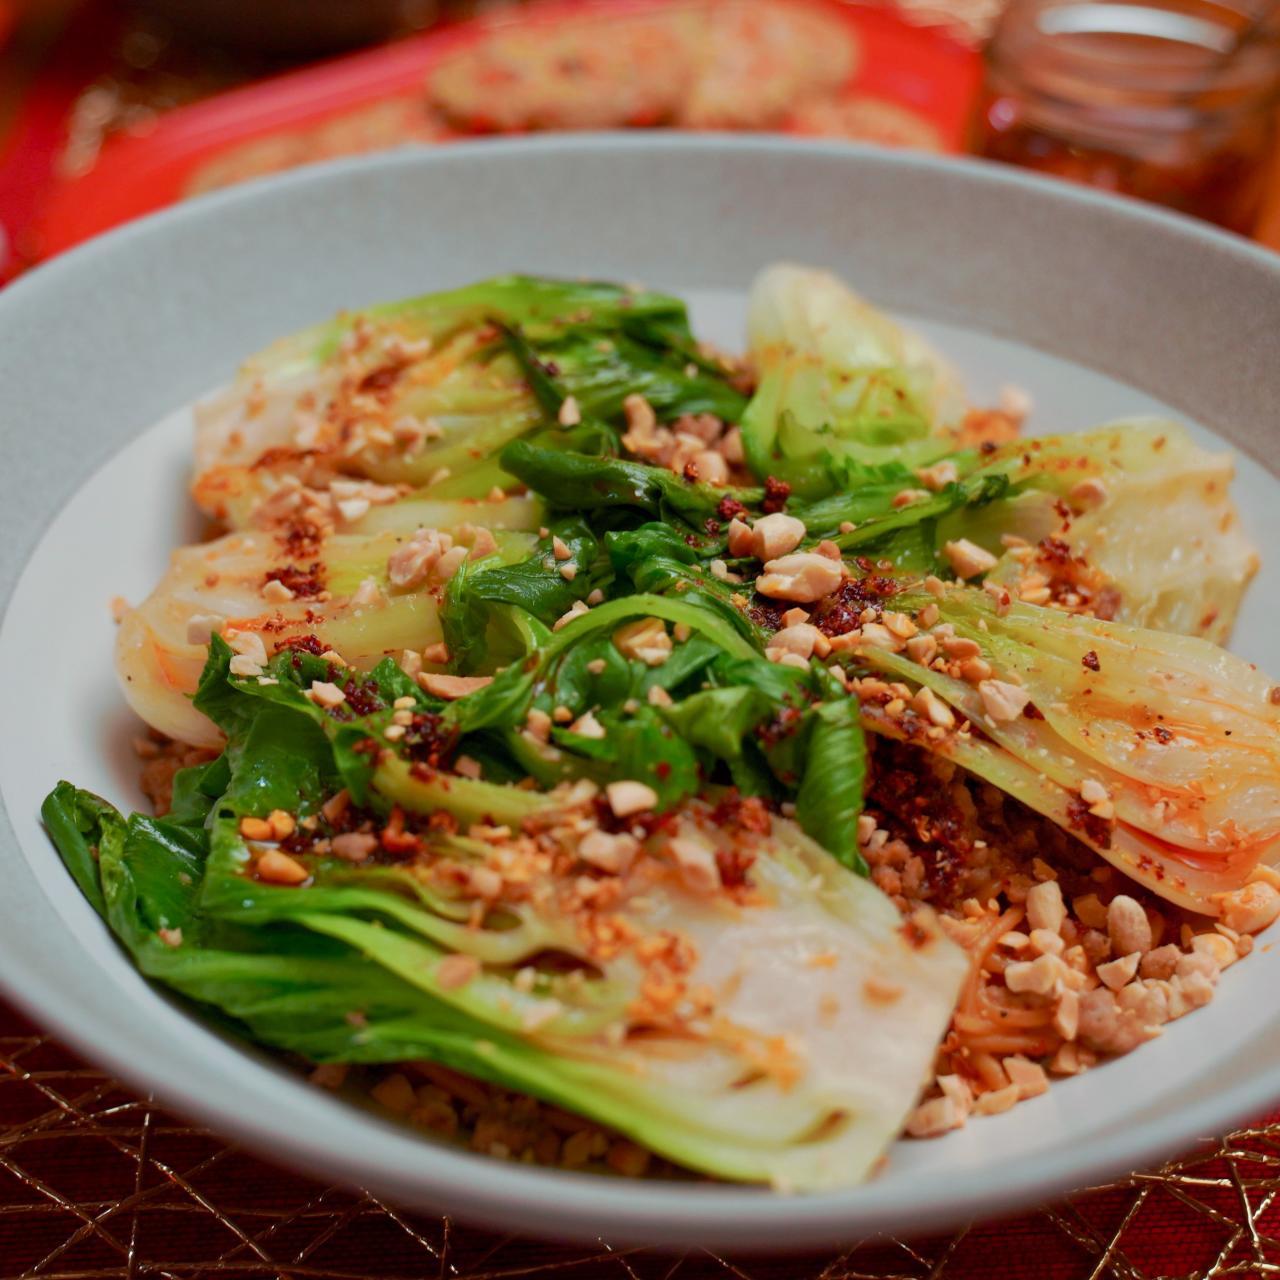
0, 138, 1278, 1249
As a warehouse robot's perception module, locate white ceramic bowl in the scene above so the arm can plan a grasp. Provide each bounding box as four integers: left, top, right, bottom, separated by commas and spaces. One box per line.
0, 137, 1278, 1251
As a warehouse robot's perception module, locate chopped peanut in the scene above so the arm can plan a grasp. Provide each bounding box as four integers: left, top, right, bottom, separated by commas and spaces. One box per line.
912, 686, 955, 729
1053, 988, 1079, 1040
1215, 881, 1280, 934
606, 780, 658, 817
267, 809, 296, 840
1080, 778, 1110, 807
307, 681, 347, 709
371, 1073, 417, 1115
916, 460, 958, 491
692, 450, 729, 485
186, 614, 224, 646
1073, 893, 1109, 930
1025, 880, 1066, 934
940, 635, 981, 659
1191, 932, 1237, 970
226, 630, 269, 666
553, 601, 590, 631
974, 1084, 1020, 1115
669, 835, 720, 893
1139, 944, 1181, 980
905, 634, 938, 666
905, 1095, 964, 1138
978, 679, 1030, 722
579, 829, 639, 874
751, 512, 806, 560
942, 538, 998, 579
1004, 953, 1060, 996
770, 623, 820, 659
1003, 1055, 1049, 1099
570, 710, 607, 738
1096, 952, 1140, 991
437, 953, 481, 990
418, 673, 494, 700
1107, 895, 1153, 955
1069, 477, 1108, 508
239, 816, 274, 842
726, 518, 754, 557
614, 617, 672, 666
256, 849, 310, 886
331, 832, 378, 863
756, 552, 843, 602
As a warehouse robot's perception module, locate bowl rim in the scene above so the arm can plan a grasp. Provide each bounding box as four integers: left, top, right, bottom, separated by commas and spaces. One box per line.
2, 133, 1279, 1250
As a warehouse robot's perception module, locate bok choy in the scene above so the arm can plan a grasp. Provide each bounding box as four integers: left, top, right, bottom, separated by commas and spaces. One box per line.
46, 634, 965, 1189
46, 262, 1280, 1187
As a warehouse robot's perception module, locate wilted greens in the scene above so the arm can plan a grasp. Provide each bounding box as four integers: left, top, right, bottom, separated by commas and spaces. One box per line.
47, 266, 1279, 1189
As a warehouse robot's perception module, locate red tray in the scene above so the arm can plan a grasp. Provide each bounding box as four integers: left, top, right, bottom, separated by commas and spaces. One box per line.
30, 0, 979, 260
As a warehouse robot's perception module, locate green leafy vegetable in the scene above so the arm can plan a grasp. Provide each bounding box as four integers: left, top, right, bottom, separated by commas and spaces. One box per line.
45, 631, 965, 1189
739, 264, 966, 498
52, 262, 1280, 1195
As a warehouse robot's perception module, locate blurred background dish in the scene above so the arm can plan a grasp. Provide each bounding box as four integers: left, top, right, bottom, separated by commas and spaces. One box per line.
0, 0, 976, 276
1, 0, 1276, 280
135, 0, 431, 54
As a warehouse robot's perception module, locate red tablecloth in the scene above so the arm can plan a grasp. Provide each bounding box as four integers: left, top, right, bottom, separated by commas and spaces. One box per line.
2, 998, 1278, 1278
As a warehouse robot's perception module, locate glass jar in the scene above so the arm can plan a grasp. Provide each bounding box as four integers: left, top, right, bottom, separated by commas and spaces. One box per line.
973, 0, 1280, 233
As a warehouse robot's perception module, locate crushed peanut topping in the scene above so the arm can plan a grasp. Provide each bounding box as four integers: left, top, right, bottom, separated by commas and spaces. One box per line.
418, 673, 494, 700
942, 539, 998, 579
606, 780, 659, 817
613, 618, 672, 666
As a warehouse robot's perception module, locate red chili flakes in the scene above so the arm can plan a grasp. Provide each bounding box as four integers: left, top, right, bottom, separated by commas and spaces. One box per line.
655, 761, 672, 781
281, 519, 325, 559
1081, 650, 1101, 672
1038, 535, 1072, 564
1152, 725, 1174, 744
337, 673, 388, 717
1093, 587, 1122, 620
402, 712, 458, 769
716, 496, 748, 521
810, 575, 898, 637
682, 460, 701, 482
1066, 796, 1113, 848
747, 594, 790, 632
591, 794, 677, 838
251, 446, 301, 471
737, 796, 773, 836
1022, 702, 1045, 720
710, 790, 772, 837
264, 562, 325, 599
756, 705, 804, 750
282, 634, 328, 660
900, 914, 933, 950
428, 810, 459, 836
358, 362, 406, 399
762, 475, 791, 514
380, 805, 422, 858
715, 843, 756, 890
